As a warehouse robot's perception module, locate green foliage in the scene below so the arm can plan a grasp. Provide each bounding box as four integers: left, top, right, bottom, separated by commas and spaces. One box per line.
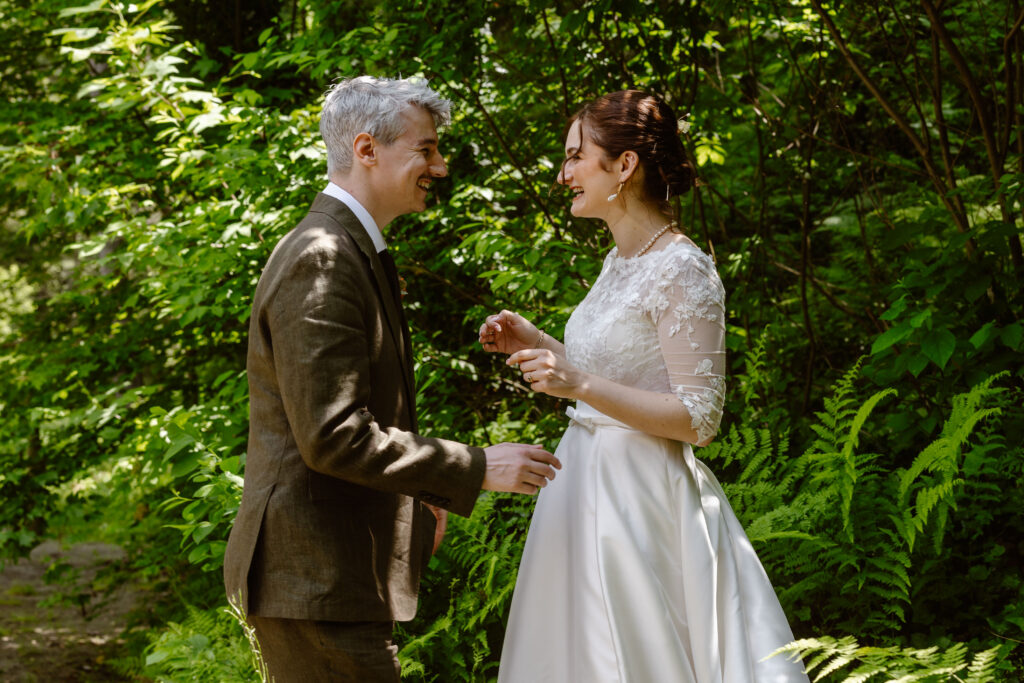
397, 493, 536, 682
776, 635, 1007, 683
704, 369, 1016, 638
131, 601, 262, 682
2, 0, 1022, 680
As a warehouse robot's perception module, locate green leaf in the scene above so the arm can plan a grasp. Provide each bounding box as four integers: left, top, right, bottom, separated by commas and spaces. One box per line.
1000, 323, 1022, 350
908, 309, 932, 328
187, 545, 209, 563
879, 296, 908, 321
188, 634, 210, 650
50, 27, 102, 43
170, 450, 202, 478
921, 328, 956, 369
964, 275, 990, 302
58, 0, 106, 18
907, 353, 929, 377
187, 111, 224, 134
164, 431, 195, 460
871, 324, 912, 355
192, 522, 215, 543
535, 271, 557, 292
969, 322, 996, 349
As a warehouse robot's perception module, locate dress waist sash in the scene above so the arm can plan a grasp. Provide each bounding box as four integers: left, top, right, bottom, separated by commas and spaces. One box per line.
565, 402, 637, 432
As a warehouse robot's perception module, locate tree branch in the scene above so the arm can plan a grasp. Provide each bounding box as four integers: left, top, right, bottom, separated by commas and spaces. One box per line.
920, 0, 1001, 178
429, 69, 563, 239
808, 0, 974, 248
541, 9, 571, 118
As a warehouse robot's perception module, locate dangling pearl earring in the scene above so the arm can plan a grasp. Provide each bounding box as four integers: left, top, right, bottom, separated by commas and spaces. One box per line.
607, 182, 624, 202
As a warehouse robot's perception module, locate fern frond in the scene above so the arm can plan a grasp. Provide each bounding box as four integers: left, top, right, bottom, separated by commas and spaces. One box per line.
738, 428, 778, 483
942, 372, 1007, 440
809, 423, 837, 447
741, 327, 769, 404
774, 634, 1008, 682
893, 375, 1005, 554
838, 388, 897, 542
965, 646, 1004, 682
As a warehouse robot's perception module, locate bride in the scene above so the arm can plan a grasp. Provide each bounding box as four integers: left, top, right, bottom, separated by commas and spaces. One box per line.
479, 91, 808, 682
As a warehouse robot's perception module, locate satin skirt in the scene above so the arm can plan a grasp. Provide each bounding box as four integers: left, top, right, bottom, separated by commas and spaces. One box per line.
497, 403, 808, 683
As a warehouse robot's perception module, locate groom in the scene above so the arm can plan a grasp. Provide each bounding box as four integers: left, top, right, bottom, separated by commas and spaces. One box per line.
223, 76, 560, 682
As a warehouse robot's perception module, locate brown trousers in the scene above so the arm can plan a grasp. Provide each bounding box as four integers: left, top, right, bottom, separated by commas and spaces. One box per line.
249, 615, 400, 682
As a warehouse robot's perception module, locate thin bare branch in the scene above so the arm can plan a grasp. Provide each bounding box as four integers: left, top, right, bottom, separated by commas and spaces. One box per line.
808, 0, 974, 247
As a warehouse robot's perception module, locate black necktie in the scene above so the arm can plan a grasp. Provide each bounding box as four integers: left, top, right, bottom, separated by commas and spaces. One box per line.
378, 249, 402, 307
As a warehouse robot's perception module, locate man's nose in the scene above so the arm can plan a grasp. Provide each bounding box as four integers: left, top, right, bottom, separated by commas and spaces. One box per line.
431, 152, 448, 178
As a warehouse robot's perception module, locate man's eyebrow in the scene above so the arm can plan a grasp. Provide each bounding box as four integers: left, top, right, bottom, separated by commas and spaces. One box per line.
414, 137, 438, 147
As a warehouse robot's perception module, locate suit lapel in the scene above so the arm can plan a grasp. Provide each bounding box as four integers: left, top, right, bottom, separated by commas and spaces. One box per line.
309, 194, 417, 424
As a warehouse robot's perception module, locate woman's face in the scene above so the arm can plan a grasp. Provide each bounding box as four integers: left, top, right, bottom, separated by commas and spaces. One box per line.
557, 120, 618, 219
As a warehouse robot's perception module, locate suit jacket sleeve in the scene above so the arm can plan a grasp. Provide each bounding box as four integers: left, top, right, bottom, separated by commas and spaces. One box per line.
261, 226, 485, 516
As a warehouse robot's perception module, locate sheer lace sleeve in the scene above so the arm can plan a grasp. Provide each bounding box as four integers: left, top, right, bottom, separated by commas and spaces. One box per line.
642, 246, 727, 444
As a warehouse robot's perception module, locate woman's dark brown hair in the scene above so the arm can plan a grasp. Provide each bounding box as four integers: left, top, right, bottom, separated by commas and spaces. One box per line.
568, 90, 695, 208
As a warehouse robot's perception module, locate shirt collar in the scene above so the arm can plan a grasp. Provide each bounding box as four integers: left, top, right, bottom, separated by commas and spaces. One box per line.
323, 182, 386, 253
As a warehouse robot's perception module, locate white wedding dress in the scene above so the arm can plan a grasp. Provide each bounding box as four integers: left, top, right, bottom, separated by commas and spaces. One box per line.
498, 240, 808, 683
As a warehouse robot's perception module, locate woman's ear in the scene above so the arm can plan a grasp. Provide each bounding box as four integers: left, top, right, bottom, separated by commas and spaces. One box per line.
618, 150, 639, 183
353, 132, 376, 167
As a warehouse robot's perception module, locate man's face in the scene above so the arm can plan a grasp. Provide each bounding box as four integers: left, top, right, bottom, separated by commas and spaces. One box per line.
373, 105, 448, 219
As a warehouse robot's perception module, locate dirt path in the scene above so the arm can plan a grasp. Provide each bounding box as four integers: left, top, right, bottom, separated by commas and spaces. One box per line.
0, 541, 137, 682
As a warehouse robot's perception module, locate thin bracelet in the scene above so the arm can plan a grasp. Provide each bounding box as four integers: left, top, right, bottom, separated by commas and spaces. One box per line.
535, 329, 546, 348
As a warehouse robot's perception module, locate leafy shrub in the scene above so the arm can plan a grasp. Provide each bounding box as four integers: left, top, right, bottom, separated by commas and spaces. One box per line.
2, 0, 1021, 680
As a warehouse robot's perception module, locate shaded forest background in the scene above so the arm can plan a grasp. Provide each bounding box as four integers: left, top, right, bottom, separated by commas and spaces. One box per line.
1, 0, 1022, 679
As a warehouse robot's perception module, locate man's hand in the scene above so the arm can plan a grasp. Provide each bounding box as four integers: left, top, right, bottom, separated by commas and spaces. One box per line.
481, 443, 561, 494
425, 504, 447, 555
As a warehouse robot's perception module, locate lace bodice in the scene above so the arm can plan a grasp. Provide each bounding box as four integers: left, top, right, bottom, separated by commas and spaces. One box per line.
564, 239, 726, 443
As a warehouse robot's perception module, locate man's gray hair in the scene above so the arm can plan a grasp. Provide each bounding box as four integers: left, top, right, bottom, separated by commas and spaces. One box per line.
319, 76, 452, 176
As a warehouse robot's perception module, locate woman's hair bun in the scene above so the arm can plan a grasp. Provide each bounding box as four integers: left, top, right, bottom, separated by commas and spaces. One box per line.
571, 90, 695, 202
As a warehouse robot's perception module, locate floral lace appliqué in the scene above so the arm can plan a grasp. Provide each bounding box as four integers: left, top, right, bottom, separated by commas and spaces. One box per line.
675, 360, 726, 444
564, 240, 727, 443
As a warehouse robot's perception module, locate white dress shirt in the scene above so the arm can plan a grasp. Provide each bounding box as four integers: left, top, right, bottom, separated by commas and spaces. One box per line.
323, 182, 387, 253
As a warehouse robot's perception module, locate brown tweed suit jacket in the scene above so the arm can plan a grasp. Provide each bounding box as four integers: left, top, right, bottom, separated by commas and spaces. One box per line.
224, 193, 486, 622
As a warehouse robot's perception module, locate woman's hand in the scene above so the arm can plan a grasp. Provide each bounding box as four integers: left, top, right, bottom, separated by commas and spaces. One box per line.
479, 310, 544, 355
507, 348, 587, 400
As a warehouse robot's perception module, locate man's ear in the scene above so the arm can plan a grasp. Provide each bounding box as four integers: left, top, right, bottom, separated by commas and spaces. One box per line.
353, 132, 376, 167
617, 150, 639, 183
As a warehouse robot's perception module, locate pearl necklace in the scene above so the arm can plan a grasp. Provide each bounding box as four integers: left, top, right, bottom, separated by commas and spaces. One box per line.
631, 221, 676, 258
